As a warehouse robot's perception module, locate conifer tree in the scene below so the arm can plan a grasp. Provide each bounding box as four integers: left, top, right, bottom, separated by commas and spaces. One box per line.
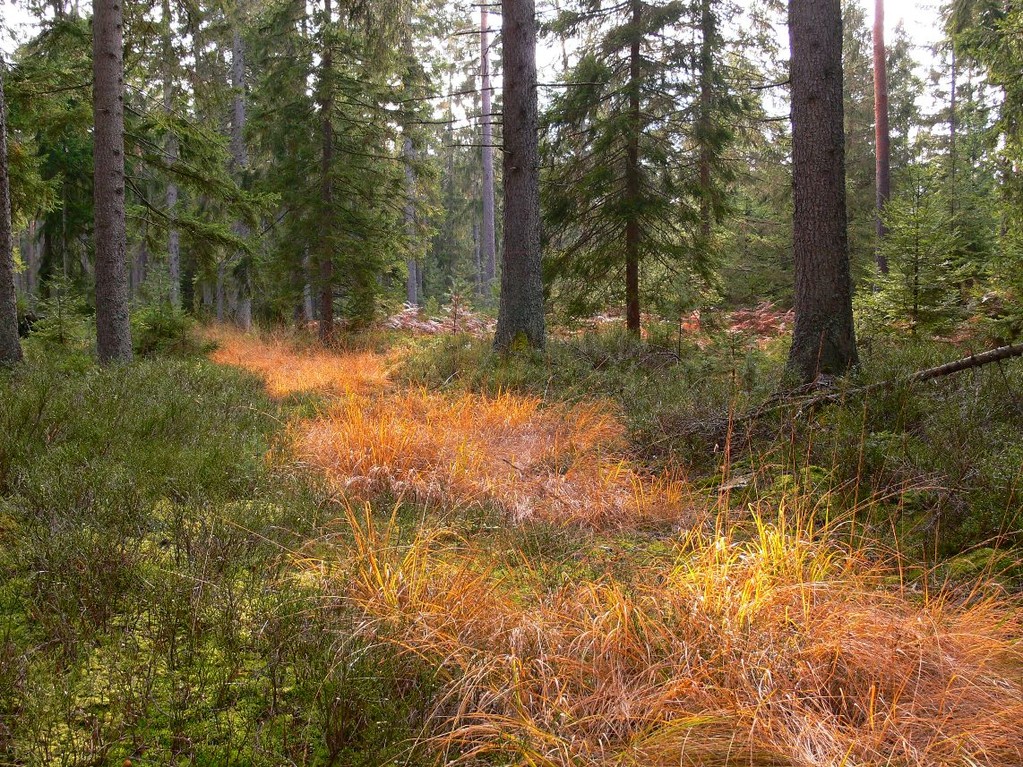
0, 66, 23, 364
494, 0, 545, 350
480, 4, 496, 297
93, 0, 132, 362
873, 0, 890, 273
787, 0, 857, 381
543, 0, 746, 329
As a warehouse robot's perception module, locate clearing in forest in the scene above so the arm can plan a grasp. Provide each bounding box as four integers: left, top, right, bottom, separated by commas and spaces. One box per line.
208, 328, 1023, 767
210, 327, 693, 529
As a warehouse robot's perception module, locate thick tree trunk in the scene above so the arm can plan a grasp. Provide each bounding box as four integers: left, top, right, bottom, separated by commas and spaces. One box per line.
787, 0, 857, 382
494, 0, 545, 351
163, 0, 181, 306
318, 0, 335, 342
624, 0, 641, 336
403, 136, 419, 305
0, 68, 23, 364
480, 6, 497, 297
93, 0, 133, 363
231, 24, 252, 332
949, 46, 957, 222
872, 0, 890, 273
697, 0, 714, 243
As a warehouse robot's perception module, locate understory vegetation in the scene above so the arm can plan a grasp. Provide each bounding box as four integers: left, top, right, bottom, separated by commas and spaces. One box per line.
3, 319, 1021, 765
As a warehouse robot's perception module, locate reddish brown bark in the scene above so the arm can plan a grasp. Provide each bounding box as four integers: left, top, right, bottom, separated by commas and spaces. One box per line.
93, 0, 133, 362
786, 0, 858, 382
873, 0, 890, 273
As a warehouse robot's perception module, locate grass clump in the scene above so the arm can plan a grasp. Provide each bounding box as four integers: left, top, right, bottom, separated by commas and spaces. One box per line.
325, 503, 1023, 767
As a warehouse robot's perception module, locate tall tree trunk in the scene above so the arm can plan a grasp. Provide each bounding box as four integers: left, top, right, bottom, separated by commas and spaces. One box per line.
404, 136, 419, 305
786, 0, 857, 382
318, 0, 335, 342
624, 0, 641, 336
93, 0, 133, 363
231, 23, 252, 332
697, 0, 714, 243
480, 6, 497, 297
494, 0, 545, 351
163, 0, 181, 306
949, 45, 957, 223
872, 0, 890, 273
302, 248, 314, 322
0, 68, 23, 364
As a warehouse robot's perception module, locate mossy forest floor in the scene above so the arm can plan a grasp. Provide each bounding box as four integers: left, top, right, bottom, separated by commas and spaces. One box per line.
1, 323, 1022, 766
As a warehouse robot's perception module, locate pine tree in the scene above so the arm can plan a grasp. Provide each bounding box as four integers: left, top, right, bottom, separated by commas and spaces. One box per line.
875, 165, 964, 334
93, 0, 132, 362
0, 65, 24, 364
787, 0, 857, 382
873, 0, 890, 273
543, 0, 746, 330
494, 0, 545, 350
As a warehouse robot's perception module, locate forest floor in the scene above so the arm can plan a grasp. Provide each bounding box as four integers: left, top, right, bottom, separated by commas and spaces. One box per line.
210, 326, 1023, 767
2, 322, 1023, 766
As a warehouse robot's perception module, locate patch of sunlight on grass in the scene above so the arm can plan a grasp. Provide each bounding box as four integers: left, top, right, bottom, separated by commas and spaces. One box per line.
314, 502, 1023, 767
209, 328, 698, 529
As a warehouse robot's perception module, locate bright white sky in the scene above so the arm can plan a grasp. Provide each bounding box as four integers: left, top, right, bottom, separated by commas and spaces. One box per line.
1, 0, 946, 84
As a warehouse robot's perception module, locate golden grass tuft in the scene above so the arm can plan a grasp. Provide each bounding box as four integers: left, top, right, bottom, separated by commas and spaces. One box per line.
302, 386, 693, 527
210, 327, 694, 528
323, 504, 1023, 767
206, 327, 390, 397
207, 328, 1023, 765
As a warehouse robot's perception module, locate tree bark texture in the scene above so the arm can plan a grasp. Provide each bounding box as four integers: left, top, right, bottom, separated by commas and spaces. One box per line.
0, 68, 23, 364
697, 0, 715, 243
318, 0, 335, 342
873, 0, 890, 273
231, 24, 252, 332
481, 7, 497, 296
624, 0, 641, 336
93, 0, 133, 363
786, 0, 857, 382
404, 136, 420, 305
494, 0, 545, 351
163, 0, 181, 306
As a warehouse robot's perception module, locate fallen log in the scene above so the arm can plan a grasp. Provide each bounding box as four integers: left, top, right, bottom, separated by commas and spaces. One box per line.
652, 342, 1023, 454
907, 341, 1023, 383
795, 340, 1023, 411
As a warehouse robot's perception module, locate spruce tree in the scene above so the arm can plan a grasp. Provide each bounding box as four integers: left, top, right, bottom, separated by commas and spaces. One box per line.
93, 0, 132, 362
787, 0, 858, 382
494, 0, 545, 350
0, 66, 23, 365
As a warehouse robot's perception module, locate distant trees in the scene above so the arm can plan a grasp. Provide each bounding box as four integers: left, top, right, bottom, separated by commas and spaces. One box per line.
542, 0, 749, 331
92, 0, 132, 362
873, 0, 890, 273
0, 66, 24, 364
480, 5, 497, 298
787, 0, 858, 381
494, 0, 545, 350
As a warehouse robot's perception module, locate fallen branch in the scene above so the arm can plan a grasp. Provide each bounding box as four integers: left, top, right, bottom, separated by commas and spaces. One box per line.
798, 341, 1023, 411
653, 342, 1023, 453
907, 342, 1023, 383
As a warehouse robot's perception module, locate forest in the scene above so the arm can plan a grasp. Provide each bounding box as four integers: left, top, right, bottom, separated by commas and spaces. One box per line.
2, 0, 1023, 763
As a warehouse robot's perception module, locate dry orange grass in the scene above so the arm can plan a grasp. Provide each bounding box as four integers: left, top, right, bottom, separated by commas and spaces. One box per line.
206, 327, 389, 397
328, 504, 1023, 767
209, 327, 694, 528
302, 387, 692, 527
